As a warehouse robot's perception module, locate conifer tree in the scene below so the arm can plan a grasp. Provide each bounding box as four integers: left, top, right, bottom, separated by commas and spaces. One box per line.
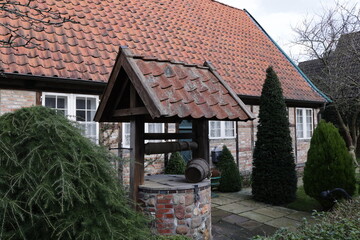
0, 106, 152, 240
304, 120, 356, 208
252, 66, 297, 204
165, 152, 186, 174
217, 145, 242, 192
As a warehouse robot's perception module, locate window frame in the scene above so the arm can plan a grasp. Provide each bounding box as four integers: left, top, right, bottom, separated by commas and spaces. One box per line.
209, 121, 236, 139
296, 108, 313, 140
42, 92, 99, 143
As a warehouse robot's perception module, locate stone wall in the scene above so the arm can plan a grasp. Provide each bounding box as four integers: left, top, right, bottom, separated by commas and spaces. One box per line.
139, 175, 211, 240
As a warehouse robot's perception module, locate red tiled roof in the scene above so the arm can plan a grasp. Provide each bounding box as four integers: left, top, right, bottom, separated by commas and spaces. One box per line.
0, 0, 325, 102
95, 47, 254, 122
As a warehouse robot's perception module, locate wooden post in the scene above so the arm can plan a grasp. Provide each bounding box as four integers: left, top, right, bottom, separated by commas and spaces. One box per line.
129, 118, 145, 205
192, 119, 210, 163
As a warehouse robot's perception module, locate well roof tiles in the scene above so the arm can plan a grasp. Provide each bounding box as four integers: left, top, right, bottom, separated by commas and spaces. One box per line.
0, 0, 325, 102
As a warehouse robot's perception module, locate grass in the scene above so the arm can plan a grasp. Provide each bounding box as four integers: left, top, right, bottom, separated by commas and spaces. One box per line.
286, 186, 322, 212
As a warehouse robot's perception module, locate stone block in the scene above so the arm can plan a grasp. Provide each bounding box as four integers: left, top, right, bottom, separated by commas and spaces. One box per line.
176, 225, 189, 235
175, 204, 185, 220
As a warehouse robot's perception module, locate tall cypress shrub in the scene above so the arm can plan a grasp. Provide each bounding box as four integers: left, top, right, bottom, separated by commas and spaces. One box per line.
217, 145, 242, 192
252, 66, 297, 204
304, 120, 356, 208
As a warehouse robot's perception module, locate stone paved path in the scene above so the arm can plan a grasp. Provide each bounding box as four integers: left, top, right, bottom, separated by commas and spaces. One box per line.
211, 188, 313, 239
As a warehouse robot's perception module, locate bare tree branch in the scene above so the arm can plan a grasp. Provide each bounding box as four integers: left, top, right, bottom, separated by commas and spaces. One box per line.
0, 0, 75, 48
295, 0, 360, 165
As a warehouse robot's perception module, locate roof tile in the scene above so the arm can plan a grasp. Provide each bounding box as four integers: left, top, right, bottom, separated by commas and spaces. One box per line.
0, 0, 325, 102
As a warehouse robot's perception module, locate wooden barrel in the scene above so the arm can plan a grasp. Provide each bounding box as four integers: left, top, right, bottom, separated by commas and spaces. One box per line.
185, 158, 210, 183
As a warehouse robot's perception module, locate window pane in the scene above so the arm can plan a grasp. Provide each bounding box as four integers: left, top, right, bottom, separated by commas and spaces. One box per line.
87, 110, 96, 122
296, 109, 304, 138
45, 96, 56, 108
76, 98, 86, 109
209, 121, 221, 138
76, 110, 86, 121
87, 98, 96, 110
225, 121, 235, 137
57, 97, 65, 108
306, 110, 313, 138
147, 123, 163, 133
123, 123, 131, 146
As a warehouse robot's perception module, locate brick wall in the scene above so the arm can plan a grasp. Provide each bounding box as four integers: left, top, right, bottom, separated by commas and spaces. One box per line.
208, 105, 321, 173
0, 89, 37, 114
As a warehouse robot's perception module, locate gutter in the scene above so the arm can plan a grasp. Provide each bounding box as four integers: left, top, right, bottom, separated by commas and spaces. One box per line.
0, 73, 107, 95
244, 9, 331, 103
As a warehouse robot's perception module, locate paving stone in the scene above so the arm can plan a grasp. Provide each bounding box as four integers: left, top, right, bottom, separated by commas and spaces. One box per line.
286, 211, 312, 221
222, 214, 249, 225
251, 224, 278, 237
254, 207, 288, 218
238, 211, 274, 223
212, 197, 238, 205
212, 209, 232, 223
212, 221, 253, 240
237, 220, 264, 230
272, 206, 298, 214
217, 203, 255, 214
239, 199, 269, 208
265, 217, 301, 231
218, 191, 252, 200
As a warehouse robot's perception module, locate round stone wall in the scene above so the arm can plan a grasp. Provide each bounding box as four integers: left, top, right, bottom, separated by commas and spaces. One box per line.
138, 175, 211, 240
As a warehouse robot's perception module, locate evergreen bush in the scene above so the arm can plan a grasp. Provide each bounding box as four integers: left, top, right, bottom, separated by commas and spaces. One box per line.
217, 145, 242, 192
0, 106, 151, 239
165, 152, 186, 174
304, 120, 356, 208
252, 66, 297, 205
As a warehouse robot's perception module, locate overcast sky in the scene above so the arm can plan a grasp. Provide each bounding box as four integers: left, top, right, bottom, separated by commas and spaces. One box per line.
217, 0, 359, 61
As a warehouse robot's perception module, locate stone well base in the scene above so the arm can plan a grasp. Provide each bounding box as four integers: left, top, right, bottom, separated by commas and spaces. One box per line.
138, 175, 211, 240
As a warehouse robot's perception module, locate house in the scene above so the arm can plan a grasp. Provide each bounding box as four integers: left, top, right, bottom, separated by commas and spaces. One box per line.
299, 31, 360, 157
0, 0, 327, 180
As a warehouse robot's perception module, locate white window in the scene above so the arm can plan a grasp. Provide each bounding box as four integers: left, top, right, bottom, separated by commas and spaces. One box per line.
122, 122, 164, 147
43, 93, 99, 143
296, 108, 313, 139
209, 121, 236, 139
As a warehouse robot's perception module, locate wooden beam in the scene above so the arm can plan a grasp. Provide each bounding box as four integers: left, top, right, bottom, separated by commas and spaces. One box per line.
113, 107, 149, 117
192, 119, 210, 163
129, 118, 145, 206
144, 133, 194, 140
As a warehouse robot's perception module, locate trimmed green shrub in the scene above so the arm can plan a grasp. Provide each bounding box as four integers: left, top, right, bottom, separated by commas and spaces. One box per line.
217, 145, 242, 192
252, 197, 360, 240
165, 152, 186, 174
0, 106, 151, 239
252, 66, 297, 205
304, 120, 356, 208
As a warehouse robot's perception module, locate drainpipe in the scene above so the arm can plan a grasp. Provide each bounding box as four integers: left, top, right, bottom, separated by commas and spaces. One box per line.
235, 120, 239, 168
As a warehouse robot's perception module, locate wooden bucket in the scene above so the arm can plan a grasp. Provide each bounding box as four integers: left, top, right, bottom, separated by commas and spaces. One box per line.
185, 158, 210, 183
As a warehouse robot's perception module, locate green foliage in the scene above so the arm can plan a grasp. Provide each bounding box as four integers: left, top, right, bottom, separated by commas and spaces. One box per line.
304, 120, 356, 208
0, 106, 151, 240
217, 145, 242, 192
165, 152, 186, 174
252, 197, 360, 240
285, 186, 322, 212
252, 66, 297, 205
156, 235, 192, 240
